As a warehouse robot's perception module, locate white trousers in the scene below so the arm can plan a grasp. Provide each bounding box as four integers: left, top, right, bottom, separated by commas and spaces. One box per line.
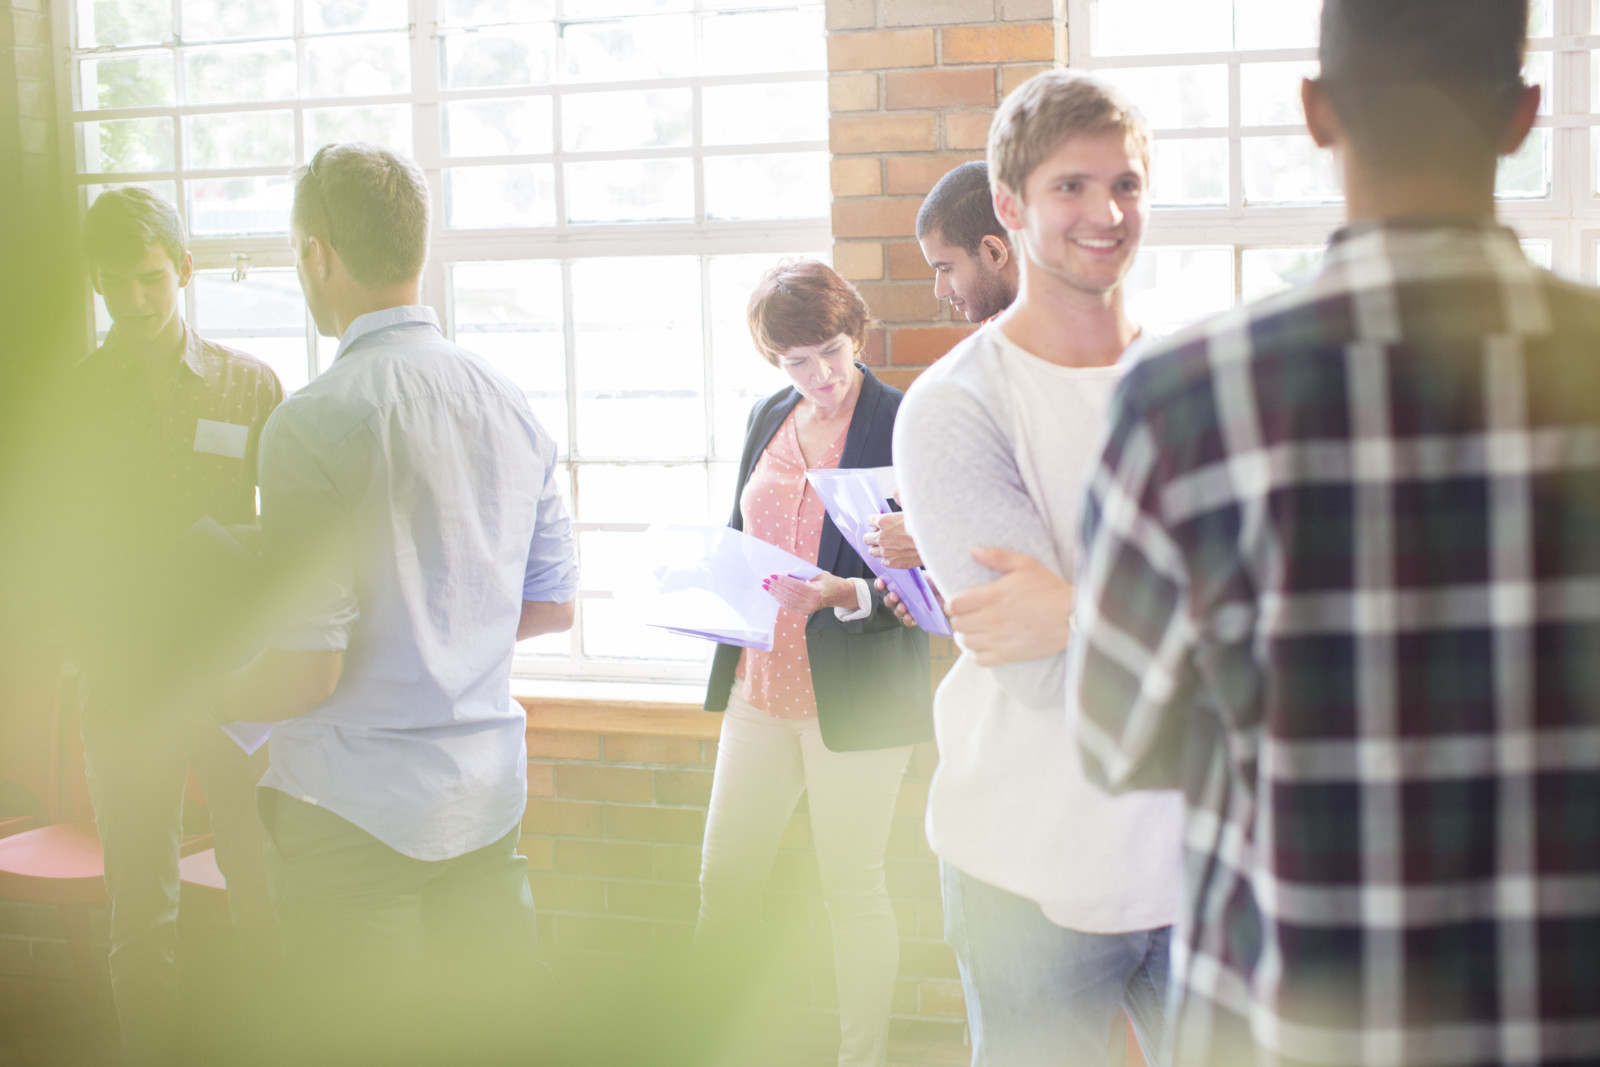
697, 691, 914, 1067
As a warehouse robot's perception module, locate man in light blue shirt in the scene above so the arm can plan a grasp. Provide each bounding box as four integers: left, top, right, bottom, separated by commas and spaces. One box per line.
222, 142, 577, 1060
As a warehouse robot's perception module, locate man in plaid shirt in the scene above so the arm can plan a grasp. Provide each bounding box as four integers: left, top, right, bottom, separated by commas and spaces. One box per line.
1069, 2, 1600, 1064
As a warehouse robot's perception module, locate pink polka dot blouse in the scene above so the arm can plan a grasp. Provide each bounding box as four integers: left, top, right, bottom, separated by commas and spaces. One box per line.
735, 409, 846, 719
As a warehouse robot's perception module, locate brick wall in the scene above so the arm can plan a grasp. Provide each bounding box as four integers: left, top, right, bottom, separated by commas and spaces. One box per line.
826, 0, 1063, 390
519, 701, 964, 1052
3, 0, 60, 217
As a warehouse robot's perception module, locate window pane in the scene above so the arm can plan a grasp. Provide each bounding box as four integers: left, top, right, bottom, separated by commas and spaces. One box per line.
562, 15, 695, 82
1125, 247, 1233, 337
1149, 139, 1227, 207
705, 152, 829, 221
562, 89, 693, 152
703, 82, 827, 145
443, 0, 554, 24
184, 44, 297, 104
80, 54, 175, 110
1096, 66, 1225, 130
308, 33, 411, 97
307, 105, 414, 156
306, 0, 408, 33
444, 98, 554, 156
80, 0, 169, 47
576, 465, 709, 525
565, 159, 694, 224
446, 165, 557, 228
1090, 0, 1231, 56
185, 110, 295, 169
1242, 136, 1341, 205
78, 118, 174, 173
1525, 51, 1552, 116
1520, 239, 1552, 270
443, 25, 556, 89
1241, 247, 1323, 302
1232, 0, 1319, 50
582, 594, 706, 662
702, 10, 825, 76
180, 0, 293, 41
86, 180, 178, 211
451, 261, 567, 448
1534, 0, 1552, 37
571, 257, 704, 460
188, 176, 293, 235
564, 0, 692, 17
1240, 62, 1317, 127
709, 253, 791, 460
193, 269, 310, 391
1497, 126, 1549, 200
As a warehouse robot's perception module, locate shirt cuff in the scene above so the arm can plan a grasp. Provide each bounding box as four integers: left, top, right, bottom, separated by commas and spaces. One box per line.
833, 577, 873, 622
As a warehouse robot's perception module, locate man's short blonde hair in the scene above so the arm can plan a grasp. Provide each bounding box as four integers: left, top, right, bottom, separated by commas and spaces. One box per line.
988, 70, 1152, 199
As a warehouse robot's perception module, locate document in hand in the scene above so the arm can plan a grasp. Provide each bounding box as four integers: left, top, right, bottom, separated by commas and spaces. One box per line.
641, 524, 822, 650
804, 466, 952, 636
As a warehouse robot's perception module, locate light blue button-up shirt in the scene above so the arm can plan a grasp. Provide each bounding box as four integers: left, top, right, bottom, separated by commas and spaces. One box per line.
256, 305, 577, 861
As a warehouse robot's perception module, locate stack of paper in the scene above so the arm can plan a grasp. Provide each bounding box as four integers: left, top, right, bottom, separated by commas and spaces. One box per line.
805, 466, 952, 636
641, 524, 822, 650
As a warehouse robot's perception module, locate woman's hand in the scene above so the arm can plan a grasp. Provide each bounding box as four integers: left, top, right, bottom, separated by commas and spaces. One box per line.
946, 547, 1074, 666
863, 511, 923, 570
764, 572, 857, 616
873, 576, 943, 629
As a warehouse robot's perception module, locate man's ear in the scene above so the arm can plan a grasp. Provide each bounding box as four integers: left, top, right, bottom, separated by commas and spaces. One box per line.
1500, 82, 1541, 156
176, 250, 194, 288
304, 234, 336, 282
980, 233, 1010, 271
993, 183, 1025, 233
1302, 77, 1342, 150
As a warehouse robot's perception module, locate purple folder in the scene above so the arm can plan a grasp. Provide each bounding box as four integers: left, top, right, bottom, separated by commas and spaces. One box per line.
804, 467, 951, 637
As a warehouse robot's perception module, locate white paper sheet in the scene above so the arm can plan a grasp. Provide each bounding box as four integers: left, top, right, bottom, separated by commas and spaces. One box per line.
640, 524, 822, 649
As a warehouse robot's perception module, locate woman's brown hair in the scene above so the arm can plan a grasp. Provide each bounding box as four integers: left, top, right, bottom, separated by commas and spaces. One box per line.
747, 259, 871, 366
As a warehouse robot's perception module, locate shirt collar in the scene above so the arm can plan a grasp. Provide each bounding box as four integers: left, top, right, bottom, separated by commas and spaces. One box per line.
334, 305, 441, 362
178, 320, 208, 378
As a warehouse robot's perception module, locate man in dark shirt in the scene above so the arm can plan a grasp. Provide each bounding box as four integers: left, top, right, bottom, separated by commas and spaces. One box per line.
74, 188, 284, 1065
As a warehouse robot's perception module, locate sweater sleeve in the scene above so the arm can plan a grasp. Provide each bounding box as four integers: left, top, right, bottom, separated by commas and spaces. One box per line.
892, 349, 1069, 711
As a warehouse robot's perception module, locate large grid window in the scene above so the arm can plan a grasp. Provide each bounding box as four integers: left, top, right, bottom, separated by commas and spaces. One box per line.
1075, 0, 1600, 335
60, 0, 829, 687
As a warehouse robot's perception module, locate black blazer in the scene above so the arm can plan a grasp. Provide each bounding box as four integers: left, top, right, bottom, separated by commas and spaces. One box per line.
703, 364, 933, 753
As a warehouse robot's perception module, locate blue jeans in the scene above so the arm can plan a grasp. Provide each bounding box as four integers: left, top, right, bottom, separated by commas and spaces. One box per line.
940, 861, 1171, 1067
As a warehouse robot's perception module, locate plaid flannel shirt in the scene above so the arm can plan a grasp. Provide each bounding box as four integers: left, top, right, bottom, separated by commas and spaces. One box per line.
1070, 221, 1600, 1067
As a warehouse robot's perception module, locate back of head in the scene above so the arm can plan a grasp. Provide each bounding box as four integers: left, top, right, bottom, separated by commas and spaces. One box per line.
292, 142, 430, 288
917, 161, 1006, 255
1319, 0, 1528, 173
83, 187, 186, 270
747, 260, 870, 366
988, 70, 1150, 199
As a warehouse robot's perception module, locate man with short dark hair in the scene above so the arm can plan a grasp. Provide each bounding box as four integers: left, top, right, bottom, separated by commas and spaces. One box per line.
222, 142, 578, 1059
917, 161, 1018, 325
74, 186, 283, 1065
1071, 2, 1600, 1064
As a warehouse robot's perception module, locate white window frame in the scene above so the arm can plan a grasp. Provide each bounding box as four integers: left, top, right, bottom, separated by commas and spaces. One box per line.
53, 0, 832, 691
1070, 0, 1600, 289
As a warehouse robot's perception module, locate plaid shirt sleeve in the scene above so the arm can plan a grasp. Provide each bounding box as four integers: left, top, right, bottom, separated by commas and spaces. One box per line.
1069, 372, 1202, 793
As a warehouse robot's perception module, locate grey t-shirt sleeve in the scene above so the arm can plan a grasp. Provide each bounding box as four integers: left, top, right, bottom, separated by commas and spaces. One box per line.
892, 355, 1067, 711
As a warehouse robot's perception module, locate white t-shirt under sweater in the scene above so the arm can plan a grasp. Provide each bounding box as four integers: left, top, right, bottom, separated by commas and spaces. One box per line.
893, 323, 1183, 934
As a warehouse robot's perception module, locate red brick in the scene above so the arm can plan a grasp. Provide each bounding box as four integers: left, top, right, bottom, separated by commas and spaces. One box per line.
827, 28, 936, 71
603, 804, 706, 844
520, 836, 555, 871
834, 239, 885, 281
653, 844, 703, 883
884, 152, 985, 195
890, 326, 974, 365
831, 156, 882, 198
887, 241, 936, 281
886, 67, 997, 110
886, 817, 934, 859
855, 282, 942, 324
893, 778, 930, 819
527, 730, 600, 760
944, 110, 995, 151
886, 857, 942, 901
527, 872, 606, 913
892, 979, 918, 1015
831, 113, 938, 154
1001, 62, 1053, 97
602, 734, 703, 766
527, 761, 555, 798
522, 798, 603, 837
606, 881, 700, 921
832, 198, 923, 239
941, 23, 1056, 64
829, 72, 879, 112
652, 768, 713, 806
875, 367, 925, 392
900, 939, 961, 979
861, 326, 888, 367
555, 839, 653, 878
555, 764, 653, 802
554, 914, 654, 954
